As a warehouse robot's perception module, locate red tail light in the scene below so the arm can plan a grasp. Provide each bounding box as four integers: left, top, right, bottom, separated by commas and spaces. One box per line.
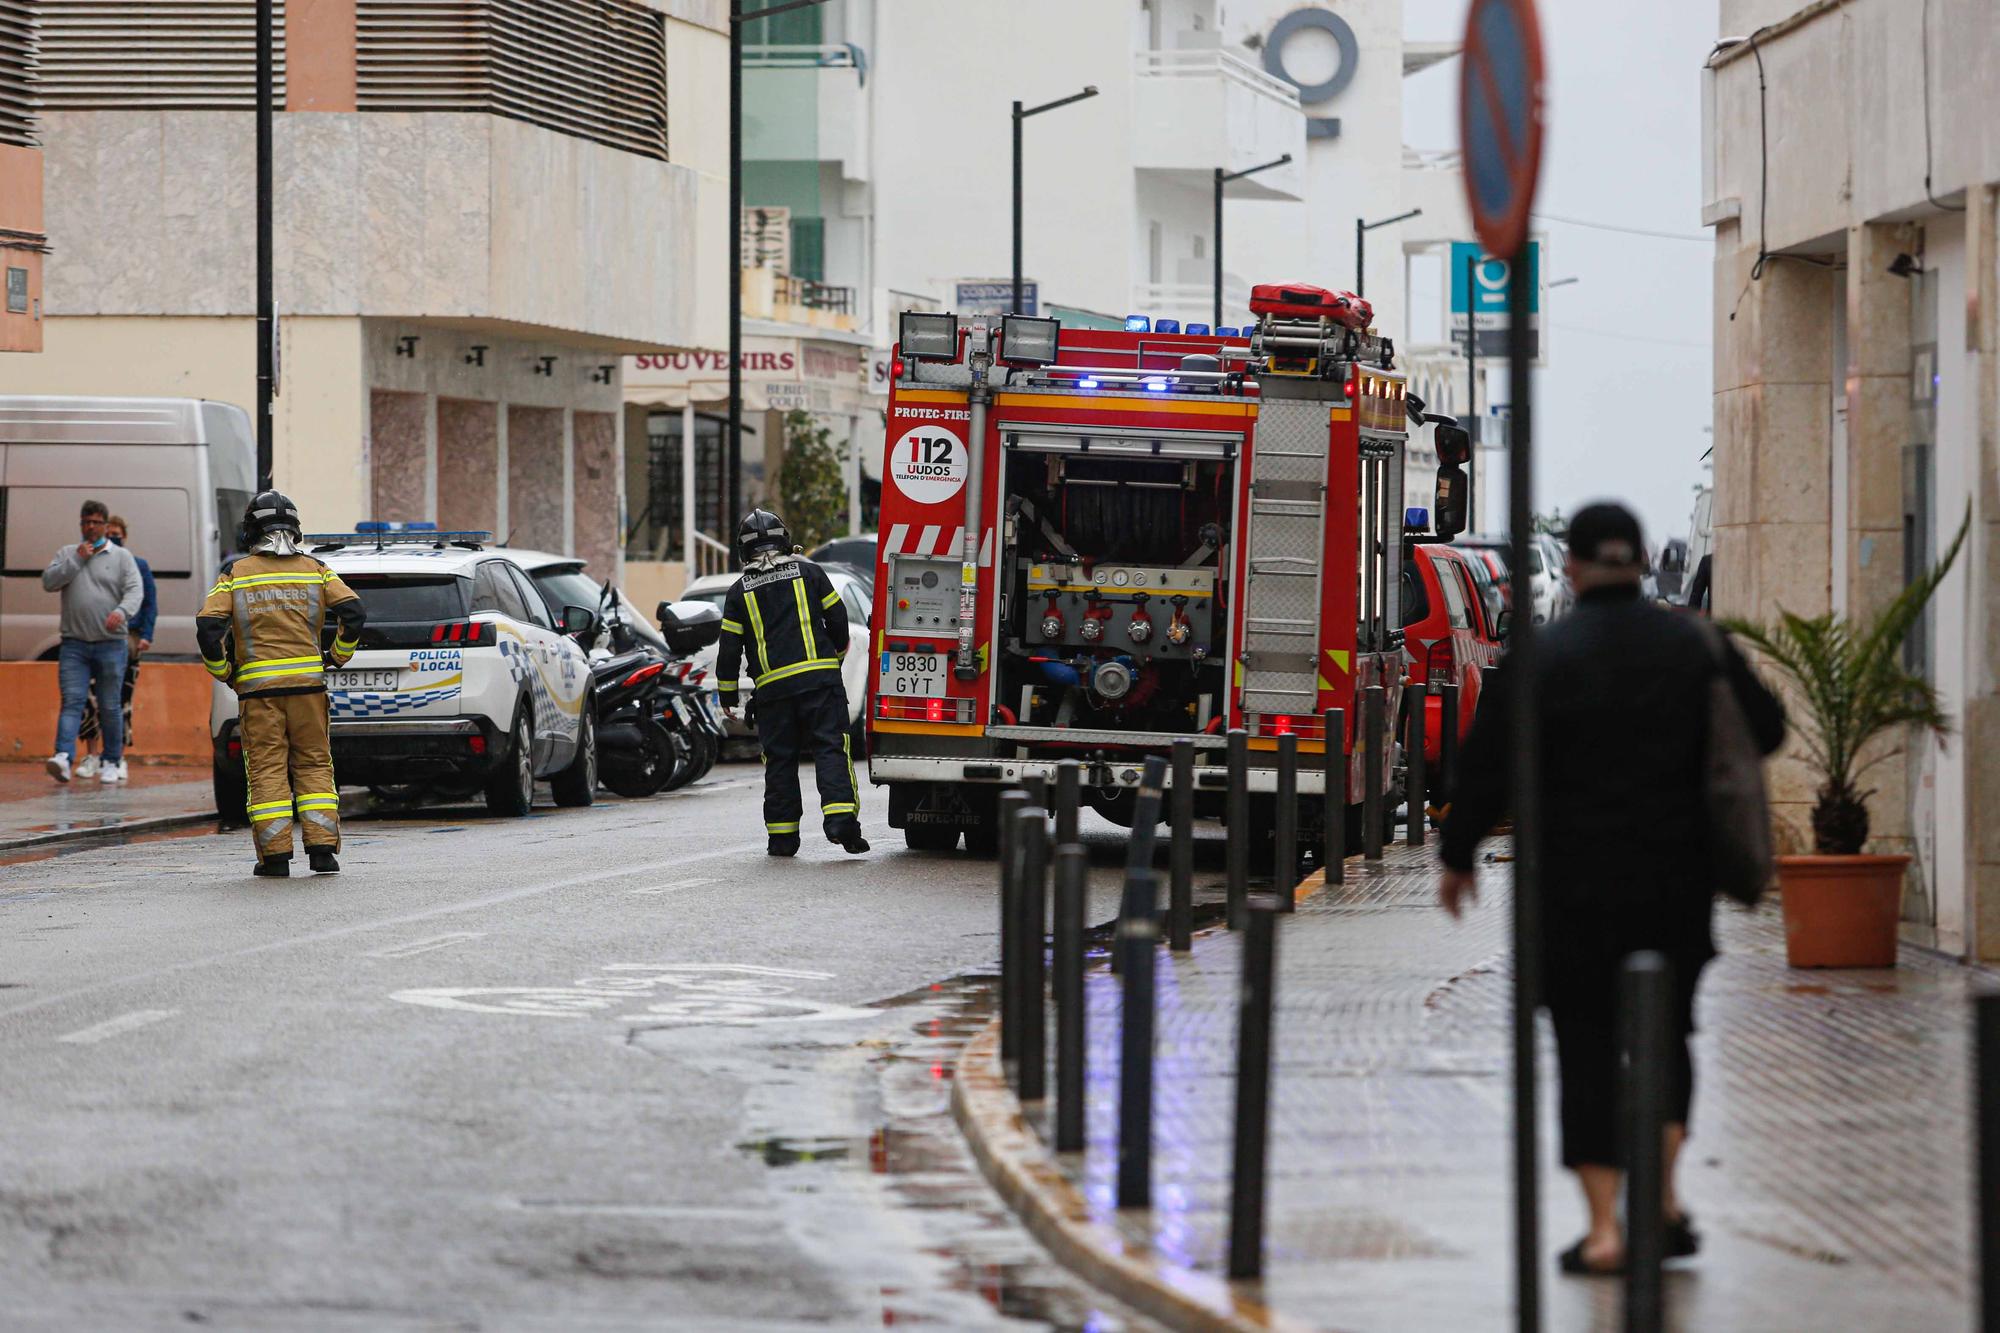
924, 697, 946, 722
622, 661, 666, 687
1270, 714, 1295, 736
432, 621, 495, 646
468, 734, 487, 755
226, 739, 242, 758
1427, 638, 1457, 687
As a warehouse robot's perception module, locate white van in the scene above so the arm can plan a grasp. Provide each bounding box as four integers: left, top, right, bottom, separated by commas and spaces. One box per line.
0, 396, 257, 660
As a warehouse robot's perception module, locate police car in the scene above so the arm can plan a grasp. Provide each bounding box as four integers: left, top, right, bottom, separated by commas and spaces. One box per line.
210, 527, 596, 818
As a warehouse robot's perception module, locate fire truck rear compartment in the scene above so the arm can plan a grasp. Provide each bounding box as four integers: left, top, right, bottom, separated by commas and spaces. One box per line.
996, 443, 1234, 745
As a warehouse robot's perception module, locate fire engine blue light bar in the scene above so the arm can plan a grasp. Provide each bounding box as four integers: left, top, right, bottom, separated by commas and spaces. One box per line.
1218, 326, 1242, 337
1406, 507, 1430, 529
1154, 319, 1181, 334
1124, 315, 1151, 332
1185, 323, 1212, 336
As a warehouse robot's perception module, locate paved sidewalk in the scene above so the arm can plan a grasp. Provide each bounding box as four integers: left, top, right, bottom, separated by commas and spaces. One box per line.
0, 762, 214, 850
990, 842, 1975, 1332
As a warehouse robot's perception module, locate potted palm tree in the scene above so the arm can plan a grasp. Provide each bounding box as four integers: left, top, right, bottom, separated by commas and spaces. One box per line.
1724, 516, 1966, 968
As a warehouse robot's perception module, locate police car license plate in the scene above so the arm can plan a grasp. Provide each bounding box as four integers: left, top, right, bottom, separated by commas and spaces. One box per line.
881, 651, 946, 697
330, 669, 398, 691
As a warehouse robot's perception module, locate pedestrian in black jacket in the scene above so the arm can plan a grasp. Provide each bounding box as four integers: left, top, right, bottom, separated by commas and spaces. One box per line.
1438, 502, 1785, 1277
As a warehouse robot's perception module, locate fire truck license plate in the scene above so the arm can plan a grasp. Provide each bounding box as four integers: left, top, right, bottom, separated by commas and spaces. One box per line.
330, 670, 398, 691
882, 652, 946, 697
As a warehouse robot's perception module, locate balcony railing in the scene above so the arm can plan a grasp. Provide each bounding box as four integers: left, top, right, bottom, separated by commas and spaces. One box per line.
743, 43, 865, 75
776, 274, 855, 317
1133, 47, 1300, 109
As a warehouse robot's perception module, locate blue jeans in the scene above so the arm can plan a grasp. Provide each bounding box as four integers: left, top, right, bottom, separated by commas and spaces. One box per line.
56, 637, 128, 763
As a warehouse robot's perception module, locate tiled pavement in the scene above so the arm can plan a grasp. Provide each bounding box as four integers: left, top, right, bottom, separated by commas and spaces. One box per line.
0, 762, 213, 848
1034, 842, 1975, 1332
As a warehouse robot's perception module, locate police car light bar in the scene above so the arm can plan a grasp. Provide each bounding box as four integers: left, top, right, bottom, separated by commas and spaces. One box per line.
305, 529, 493, 551
899, 311, 960, 362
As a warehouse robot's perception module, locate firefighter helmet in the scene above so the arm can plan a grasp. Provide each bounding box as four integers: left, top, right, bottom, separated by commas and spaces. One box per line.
737, 508, 791, 561
242, 490, 303, 540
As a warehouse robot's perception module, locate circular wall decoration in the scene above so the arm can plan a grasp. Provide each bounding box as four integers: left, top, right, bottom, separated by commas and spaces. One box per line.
1263, 8, 1361, 105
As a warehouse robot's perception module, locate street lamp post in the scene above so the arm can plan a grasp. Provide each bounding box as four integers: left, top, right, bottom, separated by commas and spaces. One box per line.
728, 0, 831, 564
255, 0, 274, 489
1012, 86, 1098, 316
1354, 208, 1421, 300
1211, 154, 1292, 329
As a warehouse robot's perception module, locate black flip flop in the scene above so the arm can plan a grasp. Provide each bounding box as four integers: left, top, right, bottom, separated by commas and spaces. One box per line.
1666, 1213, 1701, 1259
1558, 1238, 1625, 1277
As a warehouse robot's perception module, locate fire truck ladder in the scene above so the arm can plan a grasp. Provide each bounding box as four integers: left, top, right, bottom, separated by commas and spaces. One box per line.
1239, 381, 1335, 718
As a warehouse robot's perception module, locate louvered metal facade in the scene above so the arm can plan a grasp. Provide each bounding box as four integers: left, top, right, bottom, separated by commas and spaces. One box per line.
38, 1, 288, 110
0, 0, 36, 146
34, 1, 669, 161
358, 1, 668, 161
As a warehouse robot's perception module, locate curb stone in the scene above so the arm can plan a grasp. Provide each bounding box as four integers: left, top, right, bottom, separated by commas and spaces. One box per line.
0, 810, 216, 854
951, 1019, 1322, 1333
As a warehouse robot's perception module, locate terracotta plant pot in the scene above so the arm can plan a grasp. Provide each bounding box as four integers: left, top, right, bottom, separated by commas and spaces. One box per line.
1775, 854, 1910, 968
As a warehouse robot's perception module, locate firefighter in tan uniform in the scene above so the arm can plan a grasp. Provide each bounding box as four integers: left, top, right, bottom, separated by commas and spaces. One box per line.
198, 491, 366, 877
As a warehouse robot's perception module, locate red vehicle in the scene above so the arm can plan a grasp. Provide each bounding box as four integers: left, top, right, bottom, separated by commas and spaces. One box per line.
1400, 536, 1507, 765
863, 287, 1460, 857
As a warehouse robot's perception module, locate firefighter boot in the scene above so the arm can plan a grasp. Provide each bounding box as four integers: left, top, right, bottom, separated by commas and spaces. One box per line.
831, 819, 870, 855
254, 853, 292, 878
309, 849, 340, 874
768, 833, 801, 858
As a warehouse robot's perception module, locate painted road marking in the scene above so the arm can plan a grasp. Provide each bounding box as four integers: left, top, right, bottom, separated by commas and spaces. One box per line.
368, 931, 486, 959
629, 877, 721, 896
392, 963, 872, 1026
57, 1008, 178, 1045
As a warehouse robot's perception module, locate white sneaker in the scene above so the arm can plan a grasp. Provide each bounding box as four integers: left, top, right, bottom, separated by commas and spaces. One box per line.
46, 753, 71, 783
99, 760, 128, 785
75, 754, 100, 780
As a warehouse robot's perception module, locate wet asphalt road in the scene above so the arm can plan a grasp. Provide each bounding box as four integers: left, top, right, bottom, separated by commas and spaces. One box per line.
0, 762, 1178, 1331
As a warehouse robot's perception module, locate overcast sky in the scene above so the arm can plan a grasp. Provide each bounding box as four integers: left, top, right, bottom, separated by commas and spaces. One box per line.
1402, 0, 1719, 548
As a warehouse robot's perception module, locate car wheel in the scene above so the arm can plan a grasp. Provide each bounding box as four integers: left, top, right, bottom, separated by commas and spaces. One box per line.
213, 758, 248, 827
904, 823, 961, 853
483, 709, 535, 817
551, 708, 597, 808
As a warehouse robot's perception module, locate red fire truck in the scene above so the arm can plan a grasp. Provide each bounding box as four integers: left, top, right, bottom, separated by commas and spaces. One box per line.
865, 286, 1454, 857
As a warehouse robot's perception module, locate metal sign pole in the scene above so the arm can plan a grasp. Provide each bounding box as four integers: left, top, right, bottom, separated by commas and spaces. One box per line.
1505, 240, 1543, 1333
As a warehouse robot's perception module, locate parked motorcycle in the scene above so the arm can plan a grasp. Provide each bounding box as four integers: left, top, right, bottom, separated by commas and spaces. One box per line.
587, 590, 719, 798
656, 599, 725, 785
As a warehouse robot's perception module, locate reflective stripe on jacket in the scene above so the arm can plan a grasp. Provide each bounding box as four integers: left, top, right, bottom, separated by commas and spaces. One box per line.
715, 556, 850, 704
195, 553, 365, 697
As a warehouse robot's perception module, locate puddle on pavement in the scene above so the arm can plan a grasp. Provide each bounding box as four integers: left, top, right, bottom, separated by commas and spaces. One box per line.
738, 1135, 853, 1167
0, 821, 215, 869
714, 970, 1152, 1330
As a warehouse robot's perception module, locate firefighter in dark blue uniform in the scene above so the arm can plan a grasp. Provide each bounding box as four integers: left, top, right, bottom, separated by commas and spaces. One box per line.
716, 510, 869, 857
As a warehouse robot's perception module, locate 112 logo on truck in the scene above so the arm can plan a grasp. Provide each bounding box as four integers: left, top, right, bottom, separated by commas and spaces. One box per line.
888, 426, 968, 504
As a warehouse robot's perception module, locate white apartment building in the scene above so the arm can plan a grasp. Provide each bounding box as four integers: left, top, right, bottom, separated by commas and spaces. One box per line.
628, 0, 1493, 570
0, 0, 729, 589
1703, 0, 1999, 958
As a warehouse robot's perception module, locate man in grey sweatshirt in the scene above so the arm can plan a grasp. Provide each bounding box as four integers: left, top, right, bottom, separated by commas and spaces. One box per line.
42, 499, 144, 784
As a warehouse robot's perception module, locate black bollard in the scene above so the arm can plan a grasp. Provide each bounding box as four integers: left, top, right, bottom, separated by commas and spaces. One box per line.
1126, 754, 1170, 872
1362, 684, 1385, 861
1439, 681, 1460, 808
1227, 894, 1280, 1279
1054, 843, 1088, 1152
1406, 682, 1428, 849
1014, 806, 1049, 1103
1274, 732, 1298, 911
1117, 867, 1160, 1209
1323, 707, 1346, 884
1112, 756, 1171, 976
1226, 728, 1250, 930
1624, 952, 1670, 1333
997, 789, 1030, 1062
1170, 739, 1195, 951
1056, 759, 1082, 847
1024, 772, 1050, 812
